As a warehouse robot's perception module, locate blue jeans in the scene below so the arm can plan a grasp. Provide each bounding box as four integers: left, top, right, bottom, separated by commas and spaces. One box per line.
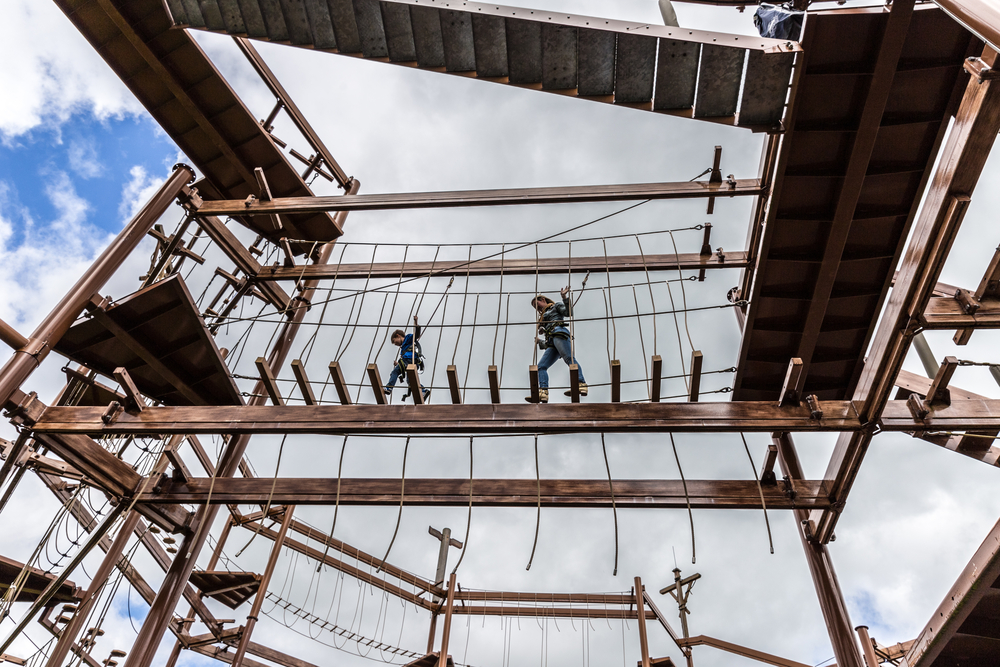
538, 336, 585, 389
385, 363, 403, 391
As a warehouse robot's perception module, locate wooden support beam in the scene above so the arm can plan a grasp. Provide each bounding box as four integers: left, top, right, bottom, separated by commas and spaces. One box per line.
761, 444, 778, 485
137, 477, 834, 510
635, 577, 652, 667
529, 366, 540, 404
407, 364, 425, 405
327, 362, 352, 405
34, 401, 882, 436
196, 179, 765, 217
778, 358, 804, 407
569, 365, 580, 403
650, 356, 662, 402
926, 356, 960, 406
815, 47, 1000, 545
610, 361, 621, 403
289, 360, 315, 406
488, 365, 500, 404
366, 364, 386, 405
256, 251, 750, 281
88, 307, 204, 406
437, 573, 456, 667
254, 357, 284, 406
447, 365, 462, 404
194, 216, 290, 312
922, 295, 1000, 329
689, 351, 703, 403
955, 245, 1000, 344
113, 367, 146, 413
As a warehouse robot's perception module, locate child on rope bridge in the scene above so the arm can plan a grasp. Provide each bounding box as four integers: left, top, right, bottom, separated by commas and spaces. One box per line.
385, 315, 431, 402
526, 286, 587, 403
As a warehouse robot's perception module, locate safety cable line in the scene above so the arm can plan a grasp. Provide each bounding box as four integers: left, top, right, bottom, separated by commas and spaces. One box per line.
235, 433, 286, 557
667, 229, 696, 353
492, 244, 505, 365
740, 433, 774, 555
318, 435, 349, 571
336, 244, 380, 362
451, 256, 471, 366
462, 294, 480, 403
635, 236, 657, 357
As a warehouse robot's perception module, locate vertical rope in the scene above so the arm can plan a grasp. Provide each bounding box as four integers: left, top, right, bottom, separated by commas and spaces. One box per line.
429, 293, 449, 392
498, 293, 511, 385
450, 437, 474, 575
336, 244, 379, 362
462, 294, 480, 403
632, 286, 650, 397
318, 435, 349, 570
526, 435, 541, 571
635, 236, 657, 356
602, 240, 617, 359
568, 241, 575, 361
533, 242, 540, 366
740, 433, 774, 554
669, 433, 696, 564
492, 245, 505, 364
377, 437, 409, 572
600, 434, 619, 576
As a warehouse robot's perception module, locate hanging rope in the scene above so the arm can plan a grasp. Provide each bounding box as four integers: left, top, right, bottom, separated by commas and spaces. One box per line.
235, 433, 286, 557
669, 433, 696, 564
318, 435, 349, 571
526, 435, 542, 571
600, 434, 619, 576
740, 433, 774, 554
450, 437, 474, 575
377, 437, 409, 572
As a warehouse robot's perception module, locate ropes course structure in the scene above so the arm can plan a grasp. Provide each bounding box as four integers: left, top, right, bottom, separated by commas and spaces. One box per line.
3, 4, 1000, 667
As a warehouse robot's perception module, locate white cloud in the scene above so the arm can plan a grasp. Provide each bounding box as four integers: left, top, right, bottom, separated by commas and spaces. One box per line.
68, 137, 103, 178
119, 165, 164, 221
0, 1, 142, 142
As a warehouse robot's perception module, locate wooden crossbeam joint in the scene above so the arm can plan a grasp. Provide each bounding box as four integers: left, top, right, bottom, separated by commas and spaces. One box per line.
113, 367, 146, 414
778, 358, 804, 407
926, 356, 959, 406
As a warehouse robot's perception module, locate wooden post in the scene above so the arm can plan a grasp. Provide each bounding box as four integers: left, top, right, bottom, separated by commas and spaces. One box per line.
367, 364, 387, 405
634, 576, 651, 667
529, 365, 540, 403
113, 367, 146, 413
569, 364, 580, 403
447, 366, 462, 404
255, 357, 284, 406
121, 179, 361, 667
488, 365, 500, 404
650, 356, 662, 402
437, 572, 457, 667
610, 360, 621, 403
778, 358, 804, 406
290, 360, 316, 405
231, 506, 296, 667
328, 361, 352, 405
407, 364, 425, 404
688, 352, 703, 403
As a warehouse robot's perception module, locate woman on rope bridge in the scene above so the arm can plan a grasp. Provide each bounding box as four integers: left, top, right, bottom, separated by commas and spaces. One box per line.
527, 287, 587, 403
385, 315, 431, 402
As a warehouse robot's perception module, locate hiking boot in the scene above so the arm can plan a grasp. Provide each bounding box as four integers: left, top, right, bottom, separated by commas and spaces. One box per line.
525, 388, 549, 403
383, 387, 392, 396
422, 388, 431, 402
564, 383, 588, 397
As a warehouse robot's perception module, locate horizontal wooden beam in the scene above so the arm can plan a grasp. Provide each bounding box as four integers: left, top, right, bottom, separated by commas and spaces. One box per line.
922, 295, 1000, 329
194, 179, 764, 217
138, 477, 832, 510
255, 251, 748, 281
32, 401, 864, 435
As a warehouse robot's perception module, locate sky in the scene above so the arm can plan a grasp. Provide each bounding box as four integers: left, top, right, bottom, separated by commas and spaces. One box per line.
3, 2, 1000, 667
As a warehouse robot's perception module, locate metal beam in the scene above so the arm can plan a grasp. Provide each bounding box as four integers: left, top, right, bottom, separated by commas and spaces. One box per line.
812, 46, 1000, 545
194, 179, 764, 217
137, 477, 833, 510
792, 0, 915, 388
256, 251, 748, 281
31, 401, 866, 435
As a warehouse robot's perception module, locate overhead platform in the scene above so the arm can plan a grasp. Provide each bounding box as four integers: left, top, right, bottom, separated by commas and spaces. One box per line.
54, 275, 242, 407
905, 515, 1000, 667
0, 554, 81, 604
189, 570, 261, 609
53, 0, 341, 248
734, 4, 978, 400
164, 0, 797, 130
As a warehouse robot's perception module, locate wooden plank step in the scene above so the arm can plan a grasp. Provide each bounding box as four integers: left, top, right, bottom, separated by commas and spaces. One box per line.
441, 9, 476, 71
410, 4, 445, 67
380, 1, 416, 62
695, 44, 745, 118
654, 39, 699, 110
615, 33, 656, 105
